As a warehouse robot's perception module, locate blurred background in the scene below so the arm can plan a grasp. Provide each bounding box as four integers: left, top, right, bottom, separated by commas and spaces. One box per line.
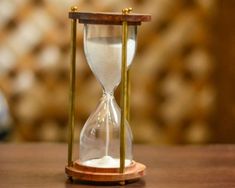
0, 0, 234, 144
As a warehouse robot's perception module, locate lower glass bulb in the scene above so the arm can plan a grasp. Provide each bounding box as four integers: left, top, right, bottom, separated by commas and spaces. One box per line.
79, 92, 133, 168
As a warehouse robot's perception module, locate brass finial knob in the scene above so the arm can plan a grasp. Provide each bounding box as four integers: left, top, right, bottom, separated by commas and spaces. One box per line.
127, 7, 133, 13
71, 6, 78, 12
122, 7, 133, 15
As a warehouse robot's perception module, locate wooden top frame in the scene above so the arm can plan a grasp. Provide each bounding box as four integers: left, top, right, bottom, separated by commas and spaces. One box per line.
68, 12, 151, 25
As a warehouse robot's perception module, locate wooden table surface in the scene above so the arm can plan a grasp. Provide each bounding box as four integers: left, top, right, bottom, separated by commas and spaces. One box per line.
0, 144, 235, 188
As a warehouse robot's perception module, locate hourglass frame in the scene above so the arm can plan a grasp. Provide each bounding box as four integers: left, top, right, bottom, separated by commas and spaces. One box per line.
65, 6, 151, 184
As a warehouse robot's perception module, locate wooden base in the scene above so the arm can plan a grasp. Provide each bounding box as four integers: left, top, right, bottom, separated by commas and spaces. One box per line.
65, 160, 146, 184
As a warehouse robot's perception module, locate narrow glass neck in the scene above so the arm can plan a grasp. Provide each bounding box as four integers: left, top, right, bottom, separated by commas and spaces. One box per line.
102, 90, 114, 98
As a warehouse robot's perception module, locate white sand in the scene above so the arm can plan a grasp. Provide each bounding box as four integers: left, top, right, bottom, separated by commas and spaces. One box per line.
82, 155, 131, 168
85, 37, 136, 92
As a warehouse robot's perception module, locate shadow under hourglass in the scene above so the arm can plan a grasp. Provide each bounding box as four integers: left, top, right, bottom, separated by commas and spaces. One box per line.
65, 177, 146, 187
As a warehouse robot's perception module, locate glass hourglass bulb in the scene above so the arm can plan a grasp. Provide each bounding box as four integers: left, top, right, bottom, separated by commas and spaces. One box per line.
80, 24, 137, 168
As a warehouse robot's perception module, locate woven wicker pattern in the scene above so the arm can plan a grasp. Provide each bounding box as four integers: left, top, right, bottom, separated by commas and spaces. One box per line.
0, 0, 216, 143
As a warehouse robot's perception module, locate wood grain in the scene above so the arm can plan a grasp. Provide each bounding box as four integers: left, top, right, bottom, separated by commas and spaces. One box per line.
69, 12, 151, 25
0, 144, 235, 188
65, 160, 145, 182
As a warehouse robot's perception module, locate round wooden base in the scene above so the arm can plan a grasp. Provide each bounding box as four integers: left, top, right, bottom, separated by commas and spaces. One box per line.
65, 160, 146, 184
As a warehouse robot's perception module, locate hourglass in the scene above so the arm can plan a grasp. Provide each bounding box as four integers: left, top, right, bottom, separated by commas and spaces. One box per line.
65, 6, 151, 184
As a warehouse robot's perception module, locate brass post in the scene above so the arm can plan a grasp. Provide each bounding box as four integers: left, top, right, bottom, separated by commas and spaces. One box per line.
120, 7, 132, 174
126, 69, 130, 122
126, 8, 132, 122
68, 6, 77, 167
